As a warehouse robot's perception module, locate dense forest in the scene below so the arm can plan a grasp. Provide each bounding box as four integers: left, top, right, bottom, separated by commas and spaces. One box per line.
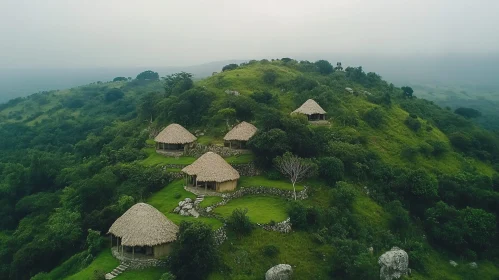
0, 58, 498, 280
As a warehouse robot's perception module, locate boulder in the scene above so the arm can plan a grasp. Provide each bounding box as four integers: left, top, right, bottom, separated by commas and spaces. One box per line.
206, 207, 213, 213
185, 198, 192, 203
345, 87, 354, 94
265, 264, 293, 280
179, 210, 189, 216
449, 260, 458, 267
173, 207, 180, 213
178, 201, 185, 207
188, 209, 199, 218
468, 262, 478, 269
378, 247, 409, 280
183, 203, 193, 210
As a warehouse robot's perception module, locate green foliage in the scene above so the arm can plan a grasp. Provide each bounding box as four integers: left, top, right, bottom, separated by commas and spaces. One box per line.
104, 88, 124, 102
385, 200, 410, 234
401, 86, 414, 97
85, 229, 104, 256
331, 181, 357, 210
363, 107, 385, 128
330, 239, 378, 279
222, 63, 238, 71
113, 77, 127, 82
248, 129, 290, 166
169, 221, 218, 280
261, 244, 280, 257
426, 140, 448, 157
318, 157, 345, 183
455, 107, 482, 119
226, 208, 253, 237
405, 115, 422, 131
314, 60, 334, 74
136, 70, 159, 80
287, 201, 307, 230
262, 70, 277, 84
163, 72, 193, 97
160, 272, 176, 280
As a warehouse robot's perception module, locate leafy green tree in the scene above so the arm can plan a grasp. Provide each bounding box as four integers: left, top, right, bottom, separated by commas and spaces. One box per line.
461, 207, 496, 248
401, 86, 414, 98
160, 272, 176, 280
136, 70, 159, 80
319, 157, 345, 183
251, 91, 276, 105
248, 129, 290, 166
331, 181, 357, 210
314, 60, 334, 74
454, 107, 482, 119
104, 88, 124, 102
426, 140, 448, 157
287, 201, 307, 230
363, 107, 385, 128
385, 200, 410, 234
163, 72, 193, 97
169, 221, 218, 280
226, 208, 253, 237
112, 77, 127, 82
137, 92, 162, 122
262, 70, 277, 84
404, 116, 422, 132
222, 63, 238, 71
85, 229, 104, 256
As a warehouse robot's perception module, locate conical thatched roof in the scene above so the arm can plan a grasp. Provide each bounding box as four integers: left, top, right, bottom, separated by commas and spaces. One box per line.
292, 99, 326, 115
108, 203, 179, 246
182, 152, 240, 182
223, 121, 258, 141
154, 123, 197, 144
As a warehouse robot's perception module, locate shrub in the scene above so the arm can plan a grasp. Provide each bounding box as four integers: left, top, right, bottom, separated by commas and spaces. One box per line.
426, 140, 448, 157
288, 201, 307, 230
262, 70, 277, 84
160, 272, 176, 280
85, 229, 104, 256
455, 107, 482, 119
331, 182, 356, 210
319, 157, 345, 183
265, 170, 282, 180
401, 146, 419, 161
314, 60, 334, 75
418, 142, 433, 157
104, 88, 124, 102
92, 269, 105, 280
363, 107, 384, 128
222, 64, 238, 71
404, 116, 422, 132
226, 208, 253, 237
384, 200, 410, 234
262, 245, 280, 257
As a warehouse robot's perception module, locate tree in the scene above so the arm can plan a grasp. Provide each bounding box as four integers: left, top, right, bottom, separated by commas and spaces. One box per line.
404, 116, 422, 132
319, 157, 344, 183
331, 181, 356, 210
104, 88, 124, 102
262, 70, 277, 84
226, 208, 253, 237
137, 92, 162, 122
112, 77, 127, 82
169, 221, 218, 280
248, 129, 290, 166
163, 72, 193, 97
217, 108, 236, 129
363, 107, 385, 128
222, 64, 238, 72
274, 152, 317, 200
454, 107, 482, 119
401, 86, 414, 98
136, 70, 159, 80
314, 60, 334, 75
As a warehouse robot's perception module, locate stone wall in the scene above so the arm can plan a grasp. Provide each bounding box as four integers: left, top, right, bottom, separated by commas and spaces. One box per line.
111, 248, 166, 270
185, 144, 249, 158
232, 162, 261, 176
213, 226, 228, 246
257, 218, 292, 233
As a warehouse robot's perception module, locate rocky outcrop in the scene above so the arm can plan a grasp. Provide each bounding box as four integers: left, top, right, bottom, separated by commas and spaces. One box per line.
173, 197, 200, 218
265, 264, 293, 280
378, 247, 409, 280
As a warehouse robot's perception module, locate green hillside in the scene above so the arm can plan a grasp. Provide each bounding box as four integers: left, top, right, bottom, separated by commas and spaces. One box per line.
0, 59, 498, 280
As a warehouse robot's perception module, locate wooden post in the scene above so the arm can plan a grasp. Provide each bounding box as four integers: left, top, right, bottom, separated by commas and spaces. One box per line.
132, 246, 135, 259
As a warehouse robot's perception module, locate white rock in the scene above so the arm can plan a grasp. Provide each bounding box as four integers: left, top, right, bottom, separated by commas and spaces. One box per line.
183, 203, 193, 210
185, 198, 192, 203
449, 260, 458, 267
188, 209, 199, 218
173, 207, 180, 213
469, 262, 478, 269
265, 264, 293, 280
345, 87, 354, 93
180, 210, 189, 216
378, 247, 409, 280
206, 207, 212, 213
178, 201, 185, 207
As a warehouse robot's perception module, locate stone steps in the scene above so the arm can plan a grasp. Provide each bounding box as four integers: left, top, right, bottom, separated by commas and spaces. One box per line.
105, 264, 129, 279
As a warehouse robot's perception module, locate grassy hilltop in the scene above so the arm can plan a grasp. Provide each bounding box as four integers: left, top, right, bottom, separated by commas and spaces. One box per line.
0, 59, 498, 280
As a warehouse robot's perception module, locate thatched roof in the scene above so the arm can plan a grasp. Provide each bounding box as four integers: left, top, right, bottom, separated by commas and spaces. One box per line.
292, 99, 326, 115
182, 152, 240, 182
108, 203, 179, 246
223, 121, 258, 141
154, 123, 197, 144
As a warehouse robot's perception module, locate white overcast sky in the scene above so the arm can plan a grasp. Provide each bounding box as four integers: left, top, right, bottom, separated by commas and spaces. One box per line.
1, 0, 498, 68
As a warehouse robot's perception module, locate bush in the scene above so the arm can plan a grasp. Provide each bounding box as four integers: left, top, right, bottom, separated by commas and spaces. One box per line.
262, 70, 277, 84
104, 88, 124, 102
426, 140, 448, 157
404, 116, 422, 132
113, 77, 128, 82
226, 208, 253, 237
92, 269, 105, 280
85, 229, 104, 256
319, 157, 345, 183
385, 200, 410, 234
288, 201, 307, 230
418, 142, 433, 157
401, 146, 419, 161
363, 107, 384, 128
455, 107, 482, 119
265, 169, 282, 180
222, 64, 238, 71
261, 245, 280, 257
314, 60, 334, 75
160, 272, 176, 280
331, 182, 356, 210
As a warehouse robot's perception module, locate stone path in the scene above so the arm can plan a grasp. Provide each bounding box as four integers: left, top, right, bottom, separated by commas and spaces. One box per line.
105, 264, 129, 279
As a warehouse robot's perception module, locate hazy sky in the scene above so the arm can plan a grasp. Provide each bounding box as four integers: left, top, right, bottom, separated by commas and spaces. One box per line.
1, 0, 498, 68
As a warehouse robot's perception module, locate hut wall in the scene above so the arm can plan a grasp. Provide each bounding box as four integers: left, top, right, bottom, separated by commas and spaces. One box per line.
217, 180, 237, 192
153, 243, 173, 258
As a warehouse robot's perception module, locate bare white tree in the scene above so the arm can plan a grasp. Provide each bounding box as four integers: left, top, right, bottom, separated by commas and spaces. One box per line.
274, 152, 316, 200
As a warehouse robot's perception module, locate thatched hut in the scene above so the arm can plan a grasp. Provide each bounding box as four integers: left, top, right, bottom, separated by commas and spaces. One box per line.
154, 123, 197, 152
223, 121, 257, 149
182, 152, 240, 192
292, 99, 327, 121
108, 203, 179, 259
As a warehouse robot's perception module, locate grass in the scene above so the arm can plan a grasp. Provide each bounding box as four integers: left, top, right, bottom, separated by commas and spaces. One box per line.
141, 148, 196, 166
64, 250, 118, 280
147, 180, 223, 229
225, 153, 255, 164
208, 229, 331, 280
238, 176, 304, 191
119, 267, 167, 279
199, 196, 223, 208
213, 195, 288, 224
197, 135, 224, 146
